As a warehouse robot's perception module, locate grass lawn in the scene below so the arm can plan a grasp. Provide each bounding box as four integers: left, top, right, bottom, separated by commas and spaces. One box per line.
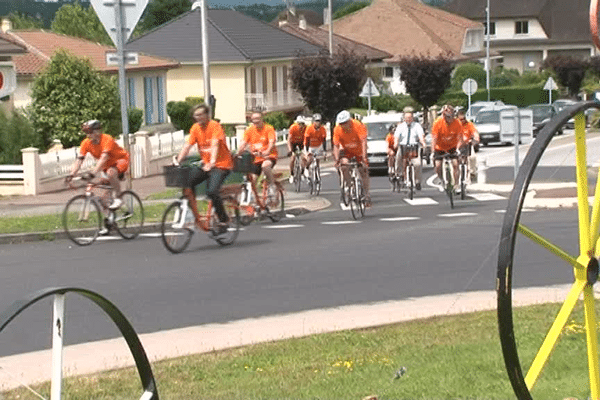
2, 302, 595, 399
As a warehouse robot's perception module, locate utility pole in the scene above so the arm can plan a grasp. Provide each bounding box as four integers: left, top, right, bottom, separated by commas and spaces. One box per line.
486, 0, 490, 101
201, 0, 212, 117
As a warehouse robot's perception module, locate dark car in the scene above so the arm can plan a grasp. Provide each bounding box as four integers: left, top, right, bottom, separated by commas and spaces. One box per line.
526, 103, 562, 137
552, 99, 577, 129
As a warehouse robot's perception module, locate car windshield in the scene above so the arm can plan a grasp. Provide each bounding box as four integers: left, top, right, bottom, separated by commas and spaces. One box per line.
554, 100, 576, 112
469, 105, 488, 117
365, 122, 394, 140
475, 111, 499, 124
528, 105, 553, 121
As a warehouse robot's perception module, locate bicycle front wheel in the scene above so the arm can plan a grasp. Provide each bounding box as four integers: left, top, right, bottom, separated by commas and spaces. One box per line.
237, 185, 255, 226
445, 162, 454, 209
215, 196, 241, 246
460, 164, 467, 200
114, 190, 144, 240
294, 157, 302, 192
407, 165, 414, 201
266, 186, 285, 222
313, 162, 321, 195
349, 180, 360, 220
63, 194, 102, 246
161, 201, 194, 254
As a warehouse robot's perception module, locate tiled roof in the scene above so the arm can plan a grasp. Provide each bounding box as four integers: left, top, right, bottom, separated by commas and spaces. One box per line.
277, 22, 391, 61
5, 30, 179, 76
0, 32, 26, 55
331, 0, 482, 62
126, 8, 322, 63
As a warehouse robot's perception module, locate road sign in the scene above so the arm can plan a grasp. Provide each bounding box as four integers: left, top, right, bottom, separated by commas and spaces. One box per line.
543, 76, 558, 91
359, 77, 380, 97
462, 78, 478, 96
106, 51, 139, 66
90, 0, 149, 46
0, 64, 17, 98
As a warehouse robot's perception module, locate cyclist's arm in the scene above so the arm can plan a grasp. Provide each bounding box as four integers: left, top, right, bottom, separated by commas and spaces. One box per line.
333, 143, 341, 165
263, 138, 275, 158
93, 152, 110, 175
203, 138, 219, 171
176, 142, 193, 165
69, 156, 85, 177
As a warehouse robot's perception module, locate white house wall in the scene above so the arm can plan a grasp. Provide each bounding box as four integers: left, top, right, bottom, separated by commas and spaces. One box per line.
492, 19, 548, 40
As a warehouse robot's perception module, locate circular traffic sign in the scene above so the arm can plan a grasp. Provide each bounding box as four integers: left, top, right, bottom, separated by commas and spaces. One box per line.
462, 78, 477, 96
0, 71, 4, 91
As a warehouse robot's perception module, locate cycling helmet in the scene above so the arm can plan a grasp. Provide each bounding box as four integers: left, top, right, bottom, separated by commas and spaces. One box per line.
295, 115, 305, 124
82, 119, 102, 133
313, 113, 322, 121
336, 110, 351, 124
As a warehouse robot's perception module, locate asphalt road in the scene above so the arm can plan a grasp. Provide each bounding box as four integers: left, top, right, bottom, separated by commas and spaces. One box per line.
0, 142, 581, 357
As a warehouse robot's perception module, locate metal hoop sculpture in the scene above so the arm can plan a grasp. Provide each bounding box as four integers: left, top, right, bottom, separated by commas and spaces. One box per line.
497, 100, 600, 399
0, 287, 159, 399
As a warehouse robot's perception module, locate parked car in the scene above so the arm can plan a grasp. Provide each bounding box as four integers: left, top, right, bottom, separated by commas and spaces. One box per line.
526, 103, 562, 137
474, 105, 517, 146
552, 99, 577, 129
467, 100, 505, 120
362, 113, 404, 173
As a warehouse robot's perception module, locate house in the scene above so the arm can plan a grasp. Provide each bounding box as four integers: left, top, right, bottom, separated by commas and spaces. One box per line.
330, 0, 486, 93
0, 29, 27, 113
126, 8, 323, 125
443, 0, 598, 73
2, 23, 180, 126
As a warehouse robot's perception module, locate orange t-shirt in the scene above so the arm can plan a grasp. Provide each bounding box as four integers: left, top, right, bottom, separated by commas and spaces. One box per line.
243, 123, 278, 163
304, 124, 327, 147
288, 123, 306, 144
79, 133, 129, 168
333, 119, 367, 160
188, 120, 233, 170
460, 120, 477, 143
431, 116, 463, 152
386, 133, 395, 150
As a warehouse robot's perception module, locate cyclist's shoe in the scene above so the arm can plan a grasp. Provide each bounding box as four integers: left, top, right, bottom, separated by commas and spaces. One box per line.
288, 175, 294, 184
303, 168, 310, 179
108, 198, 123, 210
364, 196, 372, 208
416, 182, 421, 190
210, 222, 229, 238
100, 219, 111, 235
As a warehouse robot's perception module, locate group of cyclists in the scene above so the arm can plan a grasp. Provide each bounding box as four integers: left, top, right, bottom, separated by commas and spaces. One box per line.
66, 102, 480, 236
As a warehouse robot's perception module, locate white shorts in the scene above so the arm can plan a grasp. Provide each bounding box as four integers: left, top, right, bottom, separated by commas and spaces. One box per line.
305, 146, 323, 157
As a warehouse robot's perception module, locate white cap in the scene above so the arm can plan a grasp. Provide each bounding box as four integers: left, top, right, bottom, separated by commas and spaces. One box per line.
295, 115, 305, 124
336, 110, 351, 124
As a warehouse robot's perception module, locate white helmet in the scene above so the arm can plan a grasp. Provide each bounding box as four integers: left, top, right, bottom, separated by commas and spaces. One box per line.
336, 110, 351, 124
295, 115, 305, 124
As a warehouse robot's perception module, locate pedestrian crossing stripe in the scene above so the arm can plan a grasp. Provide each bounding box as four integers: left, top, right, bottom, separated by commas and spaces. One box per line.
321, 220, 362, 225
468, 193, 506, 201
404, 197, 438, 206
262, 224, 304, 229
380, 217, 420, 222
438, 212, 478, 218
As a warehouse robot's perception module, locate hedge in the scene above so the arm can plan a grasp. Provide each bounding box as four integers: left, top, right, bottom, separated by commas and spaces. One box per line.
438, 84, 560, 108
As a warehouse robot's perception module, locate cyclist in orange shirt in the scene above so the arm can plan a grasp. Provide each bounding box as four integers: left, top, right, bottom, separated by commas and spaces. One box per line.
385, 124, 396, 176
333, 110, 371, 206
287, 115, 306, 181
237, 111, 278, 191
174, 104, 234, 236
67, 119, 130, 211
457, 109, 480, 181
431, 104, 464, 189
303, 113, 327, 174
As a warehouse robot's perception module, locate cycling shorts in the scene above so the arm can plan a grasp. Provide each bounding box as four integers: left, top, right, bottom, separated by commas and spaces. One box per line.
105, 156, 129, 180
250, 157, 277, 175
433, 149, 459, 160
305, 146, 323, 157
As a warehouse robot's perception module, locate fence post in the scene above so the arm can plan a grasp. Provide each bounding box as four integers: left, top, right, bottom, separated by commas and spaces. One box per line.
21, 147, 40, 195
235, 125, 246, 151
134, 131, 151, 178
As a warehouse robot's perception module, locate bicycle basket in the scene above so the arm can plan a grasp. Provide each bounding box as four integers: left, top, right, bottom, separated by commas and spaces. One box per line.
163, 165, 194, 187
233, 151, 255, 173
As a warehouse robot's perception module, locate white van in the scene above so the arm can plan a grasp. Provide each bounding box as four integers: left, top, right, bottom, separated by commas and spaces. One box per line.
362, 113, 404, 173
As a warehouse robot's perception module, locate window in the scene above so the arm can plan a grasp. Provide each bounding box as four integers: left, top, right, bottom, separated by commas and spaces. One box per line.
515, 20, 528, 34
484, 21, 495, 36
382, 67, 394, 78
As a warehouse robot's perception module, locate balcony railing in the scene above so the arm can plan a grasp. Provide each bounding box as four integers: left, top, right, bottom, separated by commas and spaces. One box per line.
245, 90, 304, 112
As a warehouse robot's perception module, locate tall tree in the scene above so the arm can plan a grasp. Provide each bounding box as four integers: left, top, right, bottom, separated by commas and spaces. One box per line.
290, 50, 367, 138
29, 50, 121, 149
8, 11, 44, 29
139, 0, 192, 32
51, 2, 112, 46
397, 53, 455, 129
542, 55, 589, 98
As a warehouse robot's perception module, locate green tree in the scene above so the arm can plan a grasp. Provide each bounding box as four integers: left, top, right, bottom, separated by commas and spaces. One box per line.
397, 53, 455, 129
333, 1, 370, 19
8, 11, 43, 29
542, 55, 589, 98
139, 0, 192, 32
0, 109, 39, 164
451, 62, 486, 91
51, 2, 112, 45
29, 50, 121, 149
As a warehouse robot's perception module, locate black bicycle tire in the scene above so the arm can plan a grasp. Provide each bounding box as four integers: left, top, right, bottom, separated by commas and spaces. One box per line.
294, 155, 302, 192
114, 190, 144, 240
446, 161, 454, 209
215, 196, 241, 246
340, 174, 350, 206
460, 164, 467, 201
408, 165, 414, 201
267, 186, 285, 222
357, 177, 365, 217
314, 163, 321, 196
160, 200, 194, 254
349, 179, 359, 220
63, 194, 102, 246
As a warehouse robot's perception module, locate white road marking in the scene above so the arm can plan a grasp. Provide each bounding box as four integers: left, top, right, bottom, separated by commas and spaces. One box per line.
321, 220, 362, 225
495, 208, 535, 214
468, 193, 507, 201
95, 236, 121, 241
438, 212, 478, 218
404, 197, 438, 206
285, 213, 296, 218
262, 224, 304, 229
340, 203, 350, 210
380, 217, 420, 222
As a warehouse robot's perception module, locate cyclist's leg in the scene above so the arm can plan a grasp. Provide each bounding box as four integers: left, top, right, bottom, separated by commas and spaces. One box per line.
105, 157, 128, 208
387, 148, 395, 174
433, 151, 444, 183
339, 156, 351, 186
412, 155, 422, 189
184, 166, 209, 224
262, 158, 275, 187
451, 157, 460, 188
206, 168, 230, 223
359, 161, 370, 201
394, 148, 403, 179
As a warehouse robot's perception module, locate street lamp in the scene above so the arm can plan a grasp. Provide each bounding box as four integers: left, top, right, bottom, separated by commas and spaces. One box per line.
485, 0, 490, 101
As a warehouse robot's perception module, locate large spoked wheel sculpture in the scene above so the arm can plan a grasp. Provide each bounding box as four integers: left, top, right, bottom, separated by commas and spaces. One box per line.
497, 101, 600, 399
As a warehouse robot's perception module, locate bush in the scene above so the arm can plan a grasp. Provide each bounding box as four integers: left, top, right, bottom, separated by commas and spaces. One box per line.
185, 96, 204, 106
128, 108, 143, 134
357, 94, 419, 113
451, 63, 486, 91
263, 112, 291, 131
166, 101, 194, 133
0, 109, 39, 164
438, 84, 559, 108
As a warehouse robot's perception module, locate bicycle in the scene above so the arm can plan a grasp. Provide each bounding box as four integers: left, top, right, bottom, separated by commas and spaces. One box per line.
338, 158, 366, 219
434, 151, 459, 209
306, 150, 322, 196
236, 164, 285, 226
457, 144, 473, 201
160, 165, 241, 254
397, 144, 420, 200
290, 148, 303, 193
62, 174, 144, 246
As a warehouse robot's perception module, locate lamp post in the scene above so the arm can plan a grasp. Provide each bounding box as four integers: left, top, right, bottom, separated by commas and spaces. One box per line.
201, 0, 212, 117
485, 0, 490, 101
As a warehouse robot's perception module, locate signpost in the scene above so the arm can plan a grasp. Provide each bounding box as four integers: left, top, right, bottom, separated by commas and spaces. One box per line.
462, 78, 477, 118
544, 76, 558, 104
359, 77, 380, 115
0, 62, 17, 98
90, 0, 149, 189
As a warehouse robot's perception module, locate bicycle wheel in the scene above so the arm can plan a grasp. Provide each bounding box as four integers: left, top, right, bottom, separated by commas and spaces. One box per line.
294, 156, 302, 192
215, 196, 241, 246
160, 200, 194, 254
237, 185, 255, 226
266, 186, 285, 222
445, 161, 454, 209
63, 194, 102, 246
313, 162, 321, 196
114, 190, 144, 240
357, 177, 365, 217
407, 165, 414, 201
497, 102, 600, 400
460, 163, 467, 200
339, 173, 350, 206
